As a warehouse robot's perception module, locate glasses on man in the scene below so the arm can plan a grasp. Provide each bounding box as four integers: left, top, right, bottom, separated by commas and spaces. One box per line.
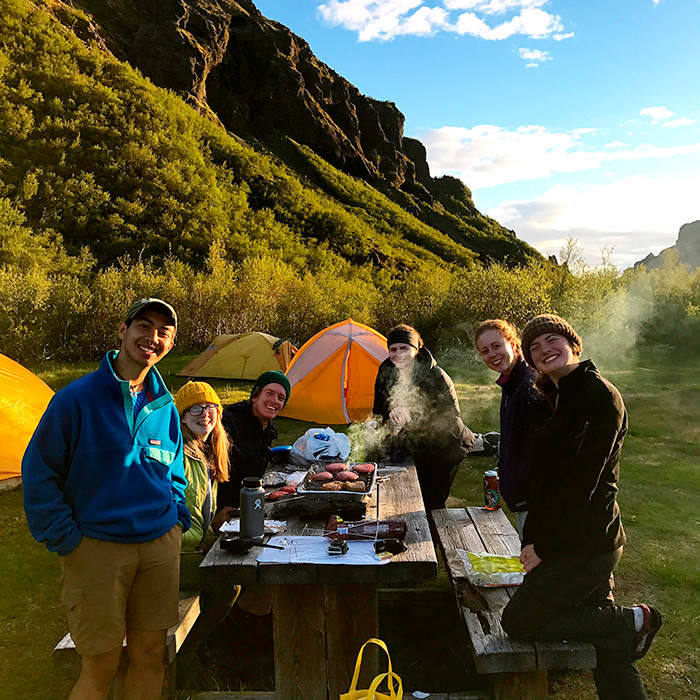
188, 403, 219, 416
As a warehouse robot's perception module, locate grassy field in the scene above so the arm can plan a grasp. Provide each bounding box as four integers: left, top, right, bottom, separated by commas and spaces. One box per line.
0, 350, 697, 699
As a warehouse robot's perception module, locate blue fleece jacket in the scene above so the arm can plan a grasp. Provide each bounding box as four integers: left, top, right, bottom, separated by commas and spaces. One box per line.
22, 352, 190, 556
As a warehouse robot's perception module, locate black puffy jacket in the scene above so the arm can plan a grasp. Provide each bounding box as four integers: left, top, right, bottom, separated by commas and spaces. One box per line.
217, 401, 278, 508
373, 347, 474, 463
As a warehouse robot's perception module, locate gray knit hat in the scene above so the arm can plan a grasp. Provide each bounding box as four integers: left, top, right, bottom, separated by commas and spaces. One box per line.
521, 314, 582, 368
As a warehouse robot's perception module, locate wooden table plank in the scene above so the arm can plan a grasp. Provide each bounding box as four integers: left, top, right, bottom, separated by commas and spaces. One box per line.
200, 465, 437, 585
432, 507, 596, 679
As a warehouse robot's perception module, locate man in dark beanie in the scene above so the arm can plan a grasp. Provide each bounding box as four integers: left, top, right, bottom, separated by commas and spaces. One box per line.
217, 370, 290, 508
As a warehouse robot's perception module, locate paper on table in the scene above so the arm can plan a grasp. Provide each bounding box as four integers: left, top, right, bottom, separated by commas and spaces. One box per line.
219, 519, 287, 535
256, 536, 391, 565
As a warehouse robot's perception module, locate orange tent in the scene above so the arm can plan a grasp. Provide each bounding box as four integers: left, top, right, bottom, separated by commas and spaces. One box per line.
281, 319, 388, 424
0, 353, 54, 488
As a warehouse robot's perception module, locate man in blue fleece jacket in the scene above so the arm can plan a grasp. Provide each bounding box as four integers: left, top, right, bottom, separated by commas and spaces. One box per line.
22, 298, 190, 700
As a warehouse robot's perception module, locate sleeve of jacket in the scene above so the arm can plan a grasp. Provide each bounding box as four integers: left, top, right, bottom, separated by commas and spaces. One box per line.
431, 367, 461, 416
170, 426, 191, 533
181, 454, 204, 551
21, 395, 82, 556
372, 366, 390, 419
433, 368, 476, 450
223, 406, 256, 478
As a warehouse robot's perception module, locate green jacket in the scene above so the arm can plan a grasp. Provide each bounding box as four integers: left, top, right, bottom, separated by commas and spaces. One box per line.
181, 449, 219, 553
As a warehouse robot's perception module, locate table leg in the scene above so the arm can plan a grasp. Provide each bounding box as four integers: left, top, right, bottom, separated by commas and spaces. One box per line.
272, 584, 379, 700
325, 583, 379, 700
492, 670, 548, 699
273, 584, 326, 700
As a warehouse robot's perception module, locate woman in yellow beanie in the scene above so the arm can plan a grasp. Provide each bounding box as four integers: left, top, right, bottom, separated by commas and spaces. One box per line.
174, 382, 240, 639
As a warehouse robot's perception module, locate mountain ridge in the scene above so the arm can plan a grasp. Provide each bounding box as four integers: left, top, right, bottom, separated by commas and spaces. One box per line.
58, 0, 539, 265
635, 221, 700, 271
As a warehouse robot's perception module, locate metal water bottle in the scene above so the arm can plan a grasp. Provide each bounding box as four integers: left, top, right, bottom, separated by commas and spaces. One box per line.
240, 477, 265, 542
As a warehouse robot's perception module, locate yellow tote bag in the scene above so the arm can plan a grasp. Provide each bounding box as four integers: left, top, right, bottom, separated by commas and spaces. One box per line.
341, 638, 403, 700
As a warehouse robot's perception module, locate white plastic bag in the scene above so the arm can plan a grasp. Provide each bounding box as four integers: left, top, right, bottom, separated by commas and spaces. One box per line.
289, 427, 351, 466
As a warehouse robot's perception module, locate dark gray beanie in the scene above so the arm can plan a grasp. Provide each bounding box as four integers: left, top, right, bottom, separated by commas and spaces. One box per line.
521, 314, 582, 368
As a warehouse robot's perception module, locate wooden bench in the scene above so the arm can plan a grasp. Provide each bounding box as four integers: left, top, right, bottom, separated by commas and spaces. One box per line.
432, 507, 596, 700
53, 590, 201, 699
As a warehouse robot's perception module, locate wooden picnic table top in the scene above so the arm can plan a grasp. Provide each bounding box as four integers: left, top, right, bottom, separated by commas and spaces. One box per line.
199, 463, 438, 587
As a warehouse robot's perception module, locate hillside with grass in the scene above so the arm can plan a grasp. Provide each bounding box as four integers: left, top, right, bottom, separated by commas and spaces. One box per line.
4, 0, 700, 369
61, 0, 538, 266
0, 0, 538, 271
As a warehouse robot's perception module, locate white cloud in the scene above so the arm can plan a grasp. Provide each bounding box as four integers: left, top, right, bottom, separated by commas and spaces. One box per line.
663, 117, 696, 128
488, 175, 700, 267
317, 0, 571, 41
639, 106, 674, 124
445, 0, 548, 13
419, 123, 700, 188
518, 47, 551, 66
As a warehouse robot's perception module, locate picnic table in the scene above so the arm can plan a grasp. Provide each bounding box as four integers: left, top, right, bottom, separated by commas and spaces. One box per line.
199, 463, 437, 700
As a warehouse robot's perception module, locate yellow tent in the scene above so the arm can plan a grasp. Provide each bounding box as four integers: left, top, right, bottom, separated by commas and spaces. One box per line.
177, 332, 297, 380
281, 319, 388, 424
0, 353, 54, 487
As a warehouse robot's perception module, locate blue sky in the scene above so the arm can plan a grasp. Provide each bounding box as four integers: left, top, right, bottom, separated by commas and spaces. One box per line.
254, 0, 700, 268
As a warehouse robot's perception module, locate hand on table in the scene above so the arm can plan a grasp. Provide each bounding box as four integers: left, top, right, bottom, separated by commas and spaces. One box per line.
389, 407, 411, 427
519, 544, 542, 572
212, 506, 237, 535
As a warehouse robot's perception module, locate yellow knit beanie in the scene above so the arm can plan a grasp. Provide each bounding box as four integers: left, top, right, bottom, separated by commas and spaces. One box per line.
174, 381, 222, 416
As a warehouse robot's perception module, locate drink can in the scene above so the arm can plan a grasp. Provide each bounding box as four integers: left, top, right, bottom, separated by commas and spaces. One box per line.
483, 470, 501, 511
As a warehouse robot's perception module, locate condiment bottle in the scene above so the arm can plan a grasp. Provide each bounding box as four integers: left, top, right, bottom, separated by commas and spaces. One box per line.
483, 470, 501, 511
240, 477, 265, 542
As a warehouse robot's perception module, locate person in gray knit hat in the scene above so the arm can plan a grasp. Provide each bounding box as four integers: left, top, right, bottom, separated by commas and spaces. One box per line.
520, 314, 582, 370
502, 314, 662, 700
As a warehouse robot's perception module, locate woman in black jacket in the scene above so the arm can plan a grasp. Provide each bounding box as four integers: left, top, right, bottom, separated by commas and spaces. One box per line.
501, 315, 661, 700
475, 319, 538, 538
373, 324, 474, 509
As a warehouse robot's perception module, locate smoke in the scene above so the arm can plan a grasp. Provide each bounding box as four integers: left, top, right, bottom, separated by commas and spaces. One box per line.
346, 367, 438, 461
387, 375, 431, 427
347, 417, 390, 462
567, 284, 656, 372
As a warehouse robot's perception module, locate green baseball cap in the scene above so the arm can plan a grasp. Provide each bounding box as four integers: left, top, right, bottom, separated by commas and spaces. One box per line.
125, 298, 177, 329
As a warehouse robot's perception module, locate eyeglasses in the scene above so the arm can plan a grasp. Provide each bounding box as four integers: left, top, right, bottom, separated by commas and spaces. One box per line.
188, 403, 219, 416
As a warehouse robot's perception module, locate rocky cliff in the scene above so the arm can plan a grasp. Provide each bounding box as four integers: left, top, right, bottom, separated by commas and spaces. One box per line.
52, 0, 536, 263
66, 0, 442, 198
635, 220, 700, 271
